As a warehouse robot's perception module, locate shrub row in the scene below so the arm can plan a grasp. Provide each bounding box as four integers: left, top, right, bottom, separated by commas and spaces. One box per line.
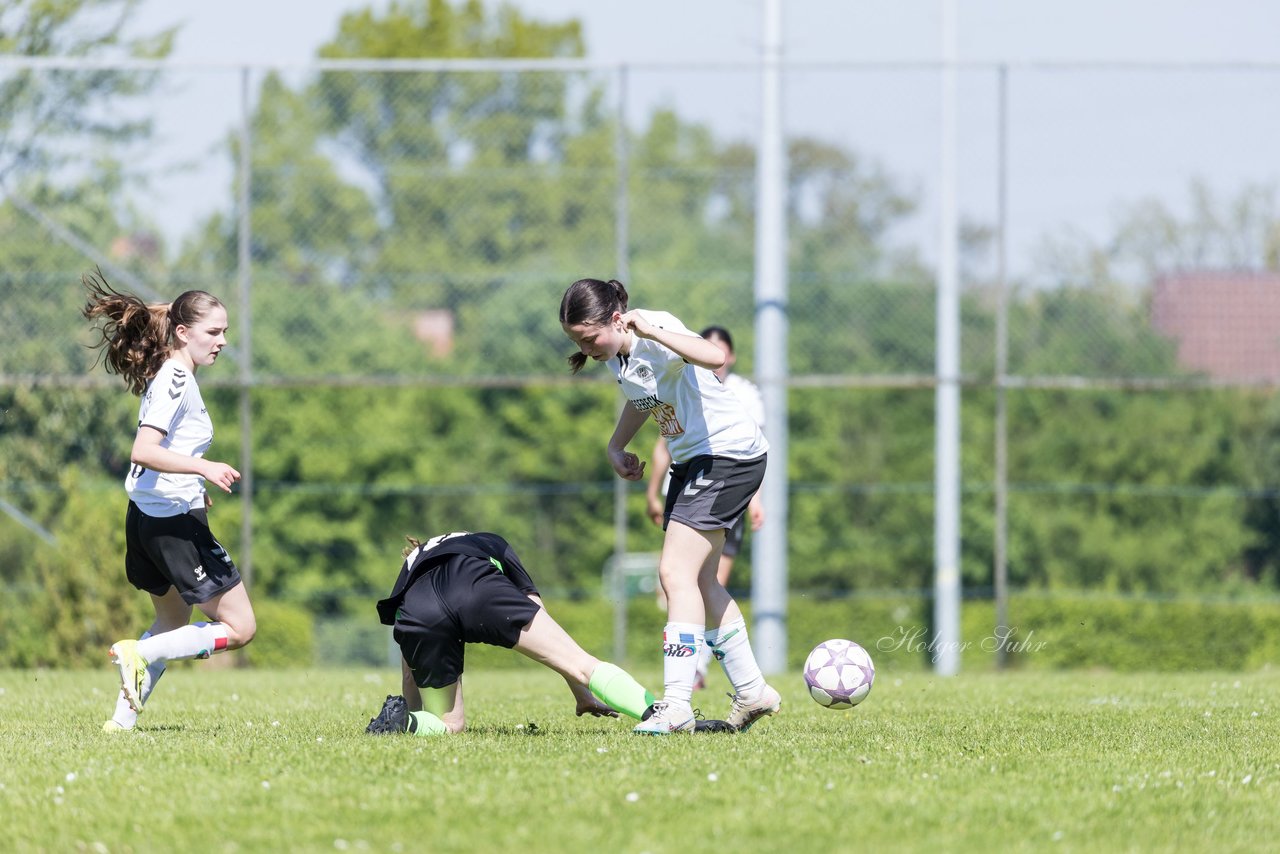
5, 592, 1277, 673
294, 592, 1280, 673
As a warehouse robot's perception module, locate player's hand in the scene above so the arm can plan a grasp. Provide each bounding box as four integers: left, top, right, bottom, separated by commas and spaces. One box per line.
750, 501, 766, 531
619, 310, 656, 340
608, 448, 646, 481
645, 495, 665, 527
202, 461, 241, 493
575, 697, 619, 718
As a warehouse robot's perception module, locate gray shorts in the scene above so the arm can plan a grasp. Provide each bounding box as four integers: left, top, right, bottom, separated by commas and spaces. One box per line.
662, 453, 766, 537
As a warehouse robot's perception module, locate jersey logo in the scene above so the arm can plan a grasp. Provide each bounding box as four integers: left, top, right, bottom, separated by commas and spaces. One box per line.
683, 473, 714, 496
635, 365, 653, 380
168, 372, 187, 400
193, 564, 207, 581
653, 403, 684, 438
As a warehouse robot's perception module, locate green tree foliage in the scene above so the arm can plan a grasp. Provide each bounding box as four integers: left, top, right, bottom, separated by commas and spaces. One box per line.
0, 0, 173, 185
6, 1, 1280, 672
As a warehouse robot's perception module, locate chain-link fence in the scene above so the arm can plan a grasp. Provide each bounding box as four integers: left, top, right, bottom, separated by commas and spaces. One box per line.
4, 58, 1280, 666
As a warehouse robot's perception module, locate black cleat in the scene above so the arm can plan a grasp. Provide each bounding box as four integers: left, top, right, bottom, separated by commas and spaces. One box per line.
366, 694, 411, 734
693, 718, 737, 733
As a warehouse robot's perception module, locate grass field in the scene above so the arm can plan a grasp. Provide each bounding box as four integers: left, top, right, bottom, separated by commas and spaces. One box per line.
1, 666, 1277, 853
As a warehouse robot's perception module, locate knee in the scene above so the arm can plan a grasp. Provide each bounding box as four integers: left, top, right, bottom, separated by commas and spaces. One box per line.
225, 615, 257, 649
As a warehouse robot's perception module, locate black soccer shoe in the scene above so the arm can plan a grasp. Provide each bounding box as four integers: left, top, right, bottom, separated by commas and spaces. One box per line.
366, 694, 411, 734
644, 702, 734, 732
693, 718, 737, 734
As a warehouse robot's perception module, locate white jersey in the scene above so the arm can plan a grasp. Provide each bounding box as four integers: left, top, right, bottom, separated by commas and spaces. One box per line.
724, 372, 765, 433
125, 358, 212, 517
612, 310, 768, 463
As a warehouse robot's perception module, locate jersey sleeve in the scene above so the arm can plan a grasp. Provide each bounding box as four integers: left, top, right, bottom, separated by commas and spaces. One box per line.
139, 363, 191, 435
644, 310, 695, 337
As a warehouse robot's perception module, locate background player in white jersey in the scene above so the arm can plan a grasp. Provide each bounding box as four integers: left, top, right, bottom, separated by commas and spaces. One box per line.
645, 325, 765, 691
560, 278, 781, 734
83, 271, 257, 731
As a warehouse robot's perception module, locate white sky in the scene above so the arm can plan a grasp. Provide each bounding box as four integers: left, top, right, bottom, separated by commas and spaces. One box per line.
147, 0, 1280, 65
128, 0, 1280, 277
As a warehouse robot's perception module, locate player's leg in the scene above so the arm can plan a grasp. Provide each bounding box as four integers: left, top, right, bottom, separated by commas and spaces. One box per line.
195, 581, 256, 649
634, 521, 719, 734
703, 559, 780, 731
700, 460, 780, 731
367, 657, 460, 736
513, 607, 654, 719
696, 517, 742, 689
105, 588, 189, 730
374, 578, 468, 736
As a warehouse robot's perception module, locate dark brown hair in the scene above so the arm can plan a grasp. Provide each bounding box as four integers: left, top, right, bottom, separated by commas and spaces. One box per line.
81, 269, 225, 395
559, 278, 629, 374
699, 325, 734, 352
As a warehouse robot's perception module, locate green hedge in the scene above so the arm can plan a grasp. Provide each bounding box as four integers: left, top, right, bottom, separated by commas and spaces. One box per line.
8, 589, 1276, 673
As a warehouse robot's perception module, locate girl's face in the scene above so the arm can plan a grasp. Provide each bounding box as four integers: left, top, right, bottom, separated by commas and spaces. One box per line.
175, 305, 230, 368
562, 314, 627, 363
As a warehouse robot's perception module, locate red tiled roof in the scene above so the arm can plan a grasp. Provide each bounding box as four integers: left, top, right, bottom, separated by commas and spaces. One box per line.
1151, 272, 1280, 381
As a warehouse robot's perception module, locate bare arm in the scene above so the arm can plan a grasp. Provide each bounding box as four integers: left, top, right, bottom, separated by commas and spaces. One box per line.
607, 401, 652, 481
131, 426, 240, 494
621, 311, 726, 371
645, 437, 672, 526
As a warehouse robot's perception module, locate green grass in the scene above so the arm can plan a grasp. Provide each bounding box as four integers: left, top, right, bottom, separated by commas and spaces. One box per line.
1, 666, 1277, 852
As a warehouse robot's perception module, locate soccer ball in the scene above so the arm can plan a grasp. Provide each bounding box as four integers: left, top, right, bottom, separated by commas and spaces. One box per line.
803, 639, 875, 709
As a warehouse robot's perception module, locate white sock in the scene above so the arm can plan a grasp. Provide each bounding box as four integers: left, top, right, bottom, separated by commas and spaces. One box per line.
660, 622, 703, 707
109, 632, 168, 727
137, 621, 230, 664
694, 641, 713, 684
707, 617, 766, 699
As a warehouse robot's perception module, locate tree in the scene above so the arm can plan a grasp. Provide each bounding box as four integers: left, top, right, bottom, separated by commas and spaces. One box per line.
0, 0, 174, 188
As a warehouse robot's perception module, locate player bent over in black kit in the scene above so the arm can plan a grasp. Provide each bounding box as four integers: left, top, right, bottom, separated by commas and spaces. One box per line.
365, 531, 740, 735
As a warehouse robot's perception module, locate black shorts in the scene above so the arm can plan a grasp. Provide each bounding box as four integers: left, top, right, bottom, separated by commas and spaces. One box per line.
124, 501, 241, 605
663, 453, 767, 536
394, 552, 541, 689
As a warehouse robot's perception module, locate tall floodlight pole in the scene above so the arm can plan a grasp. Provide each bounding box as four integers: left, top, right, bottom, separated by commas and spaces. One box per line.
612, 65, 632, 662
752, 0, 789, 675
237, 66, 254, 589
933, 0, 962, 676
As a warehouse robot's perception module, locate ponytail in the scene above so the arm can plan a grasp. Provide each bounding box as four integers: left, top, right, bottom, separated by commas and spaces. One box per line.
81, 269, 226, 395
81, 270, 172, 395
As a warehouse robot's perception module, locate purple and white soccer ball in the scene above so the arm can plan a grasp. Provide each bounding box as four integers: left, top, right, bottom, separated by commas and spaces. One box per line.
803, 639, 875, 709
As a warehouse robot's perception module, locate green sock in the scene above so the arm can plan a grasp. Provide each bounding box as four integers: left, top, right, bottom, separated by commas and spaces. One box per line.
588, 662, 656, 720
408, 710, 448, 736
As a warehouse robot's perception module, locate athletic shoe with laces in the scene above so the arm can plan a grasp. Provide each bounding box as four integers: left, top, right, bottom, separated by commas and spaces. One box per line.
108, 640, 149, 713
366, 694, 411, 734
632, 700, 696, 735
725, 684, 781, 732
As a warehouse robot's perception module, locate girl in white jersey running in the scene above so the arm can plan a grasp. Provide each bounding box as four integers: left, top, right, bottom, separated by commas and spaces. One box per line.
560, 278, 781, 734
83, 271, 257, 731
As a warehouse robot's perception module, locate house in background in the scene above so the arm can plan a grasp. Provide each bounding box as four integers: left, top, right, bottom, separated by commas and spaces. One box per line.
1150, 272, 1280, 382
